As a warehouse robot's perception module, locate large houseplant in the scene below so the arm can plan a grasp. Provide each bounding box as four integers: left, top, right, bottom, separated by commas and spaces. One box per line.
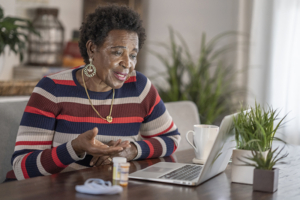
0, 6, 39, 62
231, 102, 287, 184
242, 146, 288, 192
149, 28, 244, 125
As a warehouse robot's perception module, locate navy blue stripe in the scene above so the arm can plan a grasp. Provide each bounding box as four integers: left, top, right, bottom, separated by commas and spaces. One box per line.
161, 137, 175, 156
20, 112, 56, 130
11, 149, 36, 165
36, 77, 56, 95
135, 141, 151, 159
56, 143, 75, 165
143, 100, 166, 122
75, 155, 93, 167
26, 150, 43, 178
55, 120, 141, 136
135, 71, 148, 96
57, 68, 148, 99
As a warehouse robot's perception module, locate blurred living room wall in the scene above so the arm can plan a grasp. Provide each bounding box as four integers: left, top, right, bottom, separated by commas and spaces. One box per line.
0, 0, 242, 82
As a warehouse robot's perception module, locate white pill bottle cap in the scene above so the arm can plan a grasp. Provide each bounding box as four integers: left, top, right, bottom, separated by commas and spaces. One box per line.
112, 157, 127, 163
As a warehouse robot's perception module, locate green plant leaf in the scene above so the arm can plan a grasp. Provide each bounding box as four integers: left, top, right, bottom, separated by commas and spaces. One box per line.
0, 8, 39, 61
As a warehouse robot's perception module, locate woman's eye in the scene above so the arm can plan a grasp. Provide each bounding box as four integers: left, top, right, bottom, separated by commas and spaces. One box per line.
114, 51, 122, 56
130, 54, 137, 59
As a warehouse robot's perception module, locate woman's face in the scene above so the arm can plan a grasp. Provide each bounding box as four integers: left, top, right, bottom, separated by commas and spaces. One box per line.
91, 29, 139, 90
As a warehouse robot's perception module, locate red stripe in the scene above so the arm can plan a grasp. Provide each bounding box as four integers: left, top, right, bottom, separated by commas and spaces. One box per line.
124, 76, 136, 83
53, 79, 76, 86
56, 115, 144, 124
144, 140, 154, 158
51, 147, 68, 168
142, 121, 174, 138
21, 152, 33, 179
172, 143, 177, 154
25, 106, 55, 118
147, 95, 161, 116
16, 141, 52, 146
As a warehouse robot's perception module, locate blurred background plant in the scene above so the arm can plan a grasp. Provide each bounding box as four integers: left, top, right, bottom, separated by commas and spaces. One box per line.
0, 6, 39, 62
150, 27, 245, 124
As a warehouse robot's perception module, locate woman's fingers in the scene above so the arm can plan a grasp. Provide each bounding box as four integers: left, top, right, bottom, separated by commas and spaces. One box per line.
107, 139, 121, 147
92, 156, 112, 166
103, 157, 112, 165
119, 140, 131, 148
90, 156, 100, 166
89, 145, 123, 155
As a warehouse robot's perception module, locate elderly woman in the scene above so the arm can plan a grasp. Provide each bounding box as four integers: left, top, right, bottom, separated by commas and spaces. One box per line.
5, 5, 180, 181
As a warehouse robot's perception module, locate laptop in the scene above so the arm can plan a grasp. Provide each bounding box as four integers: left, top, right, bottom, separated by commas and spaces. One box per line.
129, 112, 238, 186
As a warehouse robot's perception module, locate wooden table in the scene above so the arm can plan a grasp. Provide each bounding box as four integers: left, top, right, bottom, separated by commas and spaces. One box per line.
1, 145, 300, 200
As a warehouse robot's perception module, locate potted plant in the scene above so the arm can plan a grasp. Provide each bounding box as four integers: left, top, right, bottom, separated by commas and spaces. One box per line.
231, 102, 287, 184
149, 27, 244, 124
0, 6, 39, 67
243, 146, 288, 192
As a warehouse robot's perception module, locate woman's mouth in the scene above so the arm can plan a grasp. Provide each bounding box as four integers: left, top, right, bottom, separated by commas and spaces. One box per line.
113, 72, 128, 81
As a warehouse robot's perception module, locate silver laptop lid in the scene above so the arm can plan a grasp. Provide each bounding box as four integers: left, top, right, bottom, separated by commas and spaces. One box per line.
196, 113, 237, 184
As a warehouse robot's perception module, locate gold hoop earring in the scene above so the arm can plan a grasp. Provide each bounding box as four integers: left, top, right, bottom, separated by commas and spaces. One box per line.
84, 58, 96, 77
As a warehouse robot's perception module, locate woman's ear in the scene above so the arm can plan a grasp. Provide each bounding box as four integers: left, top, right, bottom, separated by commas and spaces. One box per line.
86, 40, 97, 58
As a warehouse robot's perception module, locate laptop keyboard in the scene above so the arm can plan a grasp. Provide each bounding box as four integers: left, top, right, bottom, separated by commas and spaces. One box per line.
159, 165, 202, 181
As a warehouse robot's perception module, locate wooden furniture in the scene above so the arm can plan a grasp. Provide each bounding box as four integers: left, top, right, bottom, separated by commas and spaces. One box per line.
0, 145, 299, 200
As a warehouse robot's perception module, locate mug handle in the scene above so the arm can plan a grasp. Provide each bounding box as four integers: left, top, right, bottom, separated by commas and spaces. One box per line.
186, 130, 197, 151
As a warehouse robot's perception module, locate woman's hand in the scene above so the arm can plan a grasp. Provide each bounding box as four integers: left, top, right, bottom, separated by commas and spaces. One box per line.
71, 127, 123, 158
112, 141, 138, 161
90, 139, 138, 167
89, 139, 129, 166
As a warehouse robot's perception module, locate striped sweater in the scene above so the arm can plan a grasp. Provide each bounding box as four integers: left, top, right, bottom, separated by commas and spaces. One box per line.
8, 67, 181, 180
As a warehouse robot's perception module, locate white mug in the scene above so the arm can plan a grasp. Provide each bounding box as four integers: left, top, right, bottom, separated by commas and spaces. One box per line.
186, 125, 219, 164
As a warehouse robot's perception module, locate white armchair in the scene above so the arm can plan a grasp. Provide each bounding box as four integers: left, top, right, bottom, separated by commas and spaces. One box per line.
165, 101, 200, 151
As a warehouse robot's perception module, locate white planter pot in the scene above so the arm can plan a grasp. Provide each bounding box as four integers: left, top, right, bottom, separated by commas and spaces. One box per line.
231, 149, 267, 184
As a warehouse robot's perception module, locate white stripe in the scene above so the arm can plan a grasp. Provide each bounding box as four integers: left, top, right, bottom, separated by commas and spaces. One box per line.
36, 152, 51, 176
139, 78, 152, 102
14, 145, 52, 151
140, 110, 177, 136
132, 141, 142, 160
17, 126, 54, 137
168, 135, 181, 149
16, 136, 53, 142
47, 68, 75, 80
16, 126, 54, 143
33, 87, 57, 103
53, 131, 141, 145
55, 96, 140, 105
12, 154, 25, 180
154, 137, 167, 157
66, 141, 86, 161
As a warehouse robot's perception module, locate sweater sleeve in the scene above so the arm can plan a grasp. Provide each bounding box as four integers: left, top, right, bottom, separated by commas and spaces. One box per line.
132, 80, 181, 160
11, 77, 85, 180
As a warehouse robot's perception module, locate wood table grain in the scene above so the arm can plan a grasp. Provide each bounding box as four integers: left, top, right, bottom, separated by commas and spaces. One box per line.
0, 145, 299, 200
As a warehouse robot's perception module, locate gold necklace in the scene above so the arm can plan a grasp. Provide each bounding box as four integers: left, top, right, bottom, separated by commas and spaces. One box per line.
81, 69, 114, 123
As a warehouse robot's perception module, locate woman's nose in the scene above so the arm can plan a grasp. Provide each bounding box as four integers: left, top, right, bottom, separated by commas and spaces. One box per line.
120, 55, 130, 68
